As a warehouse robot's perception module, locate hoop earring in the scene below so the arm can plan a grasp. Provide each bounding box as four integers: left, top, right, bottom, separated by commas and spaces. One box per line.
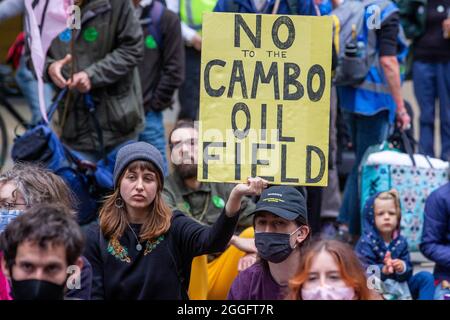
115, 197, 124, 209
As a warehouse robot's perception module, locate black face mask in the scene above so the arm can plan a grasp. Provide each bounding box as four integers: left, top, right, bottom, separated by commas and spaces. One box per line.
255, 227, 301, 263
11, 279, 65, 300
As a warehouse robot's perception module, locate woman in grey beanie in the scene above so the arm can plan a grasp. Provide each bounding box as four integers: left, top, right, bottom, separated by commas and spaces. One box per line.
83, 141, 268, 300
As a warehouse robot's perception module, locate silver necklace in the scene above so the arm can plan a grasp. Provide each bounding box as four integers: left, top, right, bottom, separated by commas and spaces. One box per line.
126, 221, 143, 251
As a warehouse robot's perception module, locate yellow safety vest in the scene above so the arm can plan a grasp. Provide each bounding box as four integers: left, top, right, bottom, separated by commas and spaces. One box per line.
179, 0, 217, 32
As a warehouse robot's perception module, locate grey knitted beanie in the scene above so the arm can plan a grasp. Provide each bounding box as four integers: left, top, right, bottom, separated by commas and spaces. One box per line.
113, 142, 164, 188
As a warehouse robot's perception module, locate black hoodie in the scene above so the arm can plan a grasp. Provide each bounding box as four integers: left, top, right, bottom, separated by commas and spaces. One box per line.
136, 0, 185, 113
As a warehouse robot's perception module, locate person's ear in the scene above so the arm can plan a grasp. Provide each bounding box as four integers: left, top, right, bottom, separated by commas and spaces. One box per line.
1, 254, 11, 279
296, 225, 310, 245
75, 257, 84, 271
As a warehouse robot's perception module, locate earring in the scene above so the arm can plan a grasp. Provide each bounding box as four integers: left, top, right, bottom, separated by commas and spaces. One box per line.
115, 197, 124, 209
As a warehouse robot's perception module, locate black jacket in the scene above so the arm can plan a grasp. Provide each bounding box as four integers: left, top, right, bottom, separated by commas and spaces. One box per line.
83, 210, 238, 300
137, 3, 185, 113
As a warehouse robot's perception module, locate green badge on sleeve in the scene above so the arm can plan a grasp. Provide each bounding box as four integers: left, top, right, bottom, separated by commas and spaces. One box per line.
212, 196, 225, 209
183, 201, 191, 212
145, 35, 157, 49
83, 27, 98, 43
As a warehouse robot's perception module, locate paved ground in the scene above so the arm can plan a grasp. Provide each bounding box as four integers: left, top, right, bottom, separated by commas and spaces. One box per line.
0, 82, 437, 273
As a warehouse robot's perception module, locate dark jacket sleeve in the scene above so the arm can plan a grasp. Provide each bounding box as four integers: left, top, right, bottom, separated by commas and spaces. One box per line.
420, 189, 450, 269
237, 195, 256, 229
150, 10, 185, 111
82, 225, 105, 300
84, 0, 144, 88
223, 184, 255, 230
376, 12, 400, 57
172, 210, 239, 258
355, 239, 387, 281
65, 256, 92, 300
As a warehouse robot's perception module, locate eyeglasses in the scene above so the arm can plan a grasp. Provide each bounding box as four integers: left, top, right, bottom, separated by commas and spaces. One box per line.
169, 138, 198, 150
0, 201, 28, 210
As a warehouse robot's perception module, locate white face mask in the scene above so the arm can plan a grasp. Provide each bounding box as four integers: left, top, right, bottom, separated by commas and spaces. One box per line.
0, 209, 23, 233
301, 285, 356, 300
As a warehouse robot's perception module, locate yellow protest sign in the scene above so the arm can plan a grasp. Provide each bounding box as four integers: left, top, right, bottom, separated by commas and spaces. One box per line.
198, 13, 332, 186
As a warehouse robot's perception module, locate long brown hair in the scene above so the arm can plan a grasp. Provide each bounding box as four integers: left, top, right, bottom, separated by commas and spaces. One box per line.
99, 161, 171, 241
287, 240, 374, 300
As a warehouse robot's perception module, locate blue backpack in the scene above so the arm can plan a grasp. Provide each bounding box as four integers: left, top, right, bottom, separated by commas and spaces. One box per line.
11, 88, 128, 225
141, 0, 165, 50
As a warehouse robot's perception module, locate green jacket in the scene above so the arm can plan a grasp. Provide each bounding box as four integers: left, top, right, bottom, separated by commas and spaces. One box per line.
163, 172, 255, 232
395, 0, 427, 40
46, 0, 145, 152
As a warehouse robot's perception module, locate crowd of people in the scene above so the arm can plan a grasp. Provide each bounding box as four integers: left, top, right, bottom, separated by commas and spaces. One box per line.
0, 0, 449, 301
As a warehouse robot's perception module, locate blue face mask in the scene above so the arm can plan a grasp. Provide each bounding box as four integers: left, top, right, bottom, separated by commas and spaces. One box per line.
318, 0, 333, 16
0, 209, 24, 233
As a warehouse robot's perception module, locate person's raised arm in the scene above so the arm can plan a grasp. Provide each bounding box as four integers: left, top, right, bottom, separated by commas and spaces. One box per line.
173, 177, 268, 257
225, 177, 267, 217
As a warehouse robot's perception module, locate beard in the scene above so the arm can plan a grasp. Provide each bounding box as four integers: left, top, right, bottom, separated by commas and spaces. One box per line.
175, 163, 197, 180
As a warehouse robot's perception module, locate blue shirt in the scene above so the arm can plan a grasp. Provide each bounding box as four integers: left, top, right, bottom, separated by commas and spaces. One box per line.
214, 0, 317, 15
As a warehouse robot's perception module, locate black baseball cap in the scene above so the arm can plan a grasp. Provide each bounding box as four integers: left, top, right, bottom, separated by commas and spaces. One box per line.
252, 186, 308, 224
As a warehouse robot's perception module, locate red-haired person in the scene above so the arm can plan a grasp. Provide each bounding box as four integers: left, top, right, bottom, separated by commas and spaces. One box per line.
287, 239, 380, 300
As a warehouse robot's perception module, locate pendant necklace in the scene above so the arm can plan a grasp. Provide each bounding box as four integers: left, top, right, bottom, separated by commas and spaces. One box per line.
126, 221, 143, 251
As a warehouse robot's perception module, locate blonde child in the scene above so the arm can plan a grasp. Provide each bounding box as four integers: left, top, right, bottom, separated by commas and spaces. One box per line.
356, 190, 435, 300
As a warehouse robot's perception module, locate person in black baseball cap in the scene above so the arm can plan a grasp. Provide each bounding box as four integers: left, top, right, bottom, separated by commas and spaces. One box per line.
228, 185, 311, 300
252, 186, 309, 225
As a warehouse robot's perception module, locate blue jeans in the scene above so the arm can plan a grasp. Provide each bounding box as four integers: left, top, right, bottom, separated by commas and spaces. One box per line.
338, 110, 390, 235
434, 281, 450, 300
15, 56, 54, 125
408, 271, 435, 300
413, 61, 450, 161
139, 111, 168, 176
